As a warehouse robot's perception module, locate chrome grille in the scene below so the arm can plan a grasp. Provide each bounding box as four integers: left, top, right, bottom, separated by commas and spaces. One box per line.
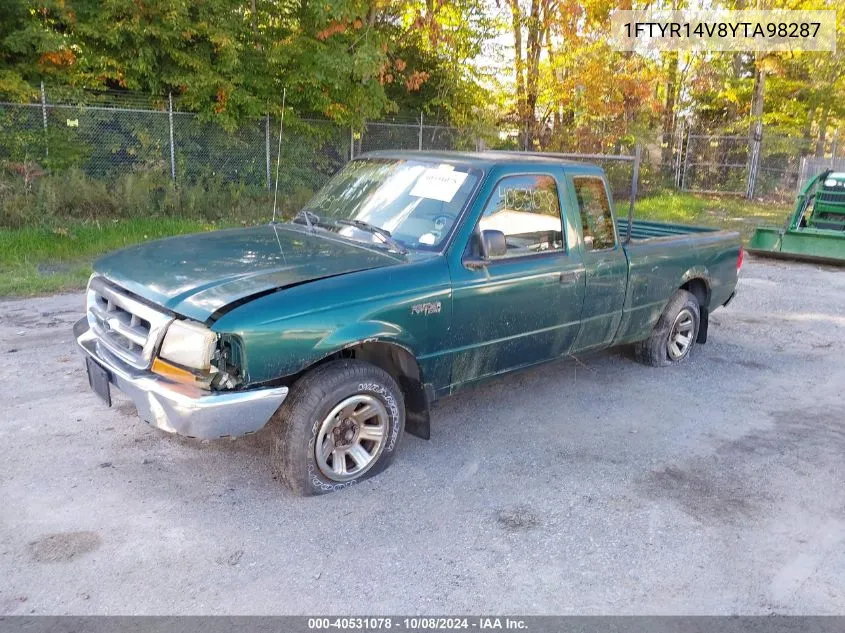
86, 277, 172, 369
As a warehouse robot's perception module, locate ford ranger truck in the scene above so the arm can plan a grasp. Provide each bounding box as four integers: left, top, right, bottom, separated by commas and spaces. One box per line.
74, 151, 742, 495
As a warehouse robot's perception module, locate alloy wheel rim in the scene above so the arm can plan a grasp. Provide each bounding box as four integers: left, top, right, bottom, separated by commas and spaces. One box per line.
315, 394, 389, 482
667, 308, 695, 361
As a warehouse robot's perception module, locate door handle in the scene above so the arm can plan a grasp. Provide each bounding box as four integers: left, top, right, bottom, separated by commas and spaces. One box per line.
559, 271, 580, 284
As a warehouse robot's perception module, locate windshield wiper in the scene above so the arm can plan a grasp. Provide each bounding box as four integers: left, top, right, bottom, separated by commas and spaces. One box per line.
336, 219, 408, 255
291, 209, 320, 231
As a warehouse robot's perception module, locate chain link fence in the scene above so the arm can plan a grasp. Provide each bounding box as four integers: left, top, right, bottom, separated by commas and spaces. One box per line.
677, 125, 839, 201
0, 102, 356, 193
0, 98, 640, 197
797, 156, 845, 192
0, 92, 499, 194
1, 88, 839, 207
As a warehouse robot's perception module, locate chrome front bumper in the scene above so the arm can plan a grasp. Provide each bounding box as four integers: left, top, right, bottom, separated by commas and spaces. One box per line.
74, 318, 289, 439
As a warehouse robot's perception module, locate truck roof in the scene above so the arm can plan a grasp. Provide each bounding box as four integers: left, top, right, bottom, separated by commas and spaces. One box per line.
361, 150, 604, 173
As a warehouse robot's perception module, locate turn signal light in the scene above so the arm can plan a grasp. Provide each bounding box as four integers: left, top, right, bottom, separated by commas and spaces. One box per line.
737, 246, 744, 272
152, 357, 203, 385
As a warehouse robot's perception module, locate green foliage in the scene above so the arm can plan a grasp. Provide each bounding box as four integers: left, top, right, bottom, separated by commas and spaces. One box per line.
0, 0, 76, 101
0, 0, 497, 131
2, 0, 843, 151
70, 0, 268, 128
635, 190, 791, 241
0, 168, 311, 229
0, 165, 314, 294
0, 217, 217, 295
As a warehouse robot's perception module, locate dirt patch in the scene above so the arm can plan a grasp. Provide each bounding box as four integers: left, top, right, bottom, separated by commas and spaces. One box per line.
642, 407, 844, 524
216, 549, 244, 566
115, 402, 137, 418
710, 357, 770, 370
736, 360, 769, 370
497, 506, 540, 531
28, 531, 101, 563
643, 465, 755, 523
727, 408, 845, 460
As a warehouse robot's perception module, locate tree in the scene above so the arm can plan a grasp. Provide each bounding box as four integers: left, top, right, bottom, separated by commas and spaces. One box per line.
506, 0, 555, 149
1, 0, 495, 130
0, 0, 77, 101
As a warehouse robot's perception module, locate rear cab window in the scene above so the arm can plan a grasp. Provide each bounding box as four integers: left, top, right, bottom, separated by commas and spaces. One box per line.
476, 174, 565, 259
571, 176, 617, 251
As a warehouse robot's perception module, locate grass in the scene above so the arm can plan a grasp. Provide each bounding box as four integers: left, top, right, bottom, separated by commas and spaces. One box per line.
0, 168, 311, 296
0, 190, 794, 298
634, 190, 792, 240
0, 218, 237, 296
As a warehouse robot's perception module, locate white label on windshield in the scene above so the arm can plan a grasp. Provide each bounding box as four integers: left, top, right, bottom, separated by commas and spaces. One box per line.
410, 169, 468, 202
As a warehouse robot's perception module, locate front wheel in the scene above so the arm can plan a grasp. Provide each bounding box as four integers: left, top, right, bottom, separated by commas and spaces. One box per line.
634, 290, 700, 367
270, 360, 405, 495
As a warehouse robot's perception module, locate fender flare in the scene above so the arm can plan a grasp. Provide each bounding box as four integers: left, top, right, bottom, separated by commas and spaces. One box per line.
314, 320, 418, 356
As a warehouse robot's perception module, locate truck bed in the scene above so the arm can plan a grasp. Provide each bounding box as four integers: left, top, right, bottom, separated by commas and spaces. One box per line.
617, 219, 718, 241
609, 217, 741, 346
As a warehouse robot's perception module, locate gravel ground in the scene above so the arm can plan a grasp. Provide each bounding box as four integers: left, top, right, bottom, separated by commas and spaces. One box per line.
0, 257, 843, 615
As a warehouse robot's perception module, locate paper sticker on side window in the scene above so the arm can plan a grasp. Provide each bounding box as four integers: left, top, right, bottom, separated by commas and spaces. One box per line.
409, 169, 468, 202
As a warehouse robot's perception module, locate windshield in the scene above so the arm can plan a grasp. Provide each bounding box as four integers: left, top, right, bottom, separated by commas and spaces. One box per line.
296, 158, 480, 251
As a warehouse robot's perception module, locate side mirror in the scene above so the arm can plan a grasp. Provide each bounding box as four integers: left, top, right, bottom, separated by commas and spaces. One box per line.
482, 229, 507, 258
464, 229, 507, 269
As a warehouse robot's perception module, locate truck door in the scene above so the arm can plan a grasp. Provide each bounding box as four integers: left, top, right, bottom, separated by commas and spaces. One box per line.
447, 171, 586, 386
566, 174, 628, 352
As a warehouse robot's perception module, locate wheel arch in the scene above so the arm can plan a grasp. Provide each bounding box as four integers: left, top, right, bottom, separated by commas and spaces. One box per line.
345, 340, 430, 440
678, 271, 710, 343
679, 267, 711, 306
282, 335, 431, 440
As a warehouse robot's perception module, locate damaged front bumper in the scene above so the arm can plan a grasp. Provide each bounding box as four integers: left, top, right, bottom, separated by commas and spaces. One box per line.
74, 317, 288, 439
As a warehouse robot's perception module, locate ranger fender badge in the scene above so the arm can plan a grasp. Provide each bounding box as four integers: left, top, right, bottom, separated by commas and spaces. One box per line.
411, 301, 442, 316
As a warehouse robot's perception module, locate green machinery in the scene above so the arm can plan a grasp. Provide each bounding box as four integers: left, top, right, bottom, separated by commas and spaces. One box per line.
749, 170, 845, 264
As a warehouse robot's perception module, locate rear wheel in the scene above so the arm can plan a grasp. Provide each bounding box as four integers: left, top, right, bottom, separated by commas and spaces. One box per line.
634, 290, 700, 367
270, 360, 405, 496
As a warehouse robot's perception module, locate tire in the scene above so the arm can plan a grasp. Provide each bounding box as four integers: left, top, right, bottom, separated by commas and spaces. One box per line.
270, 359, 405, 496
634, 290, 700, 367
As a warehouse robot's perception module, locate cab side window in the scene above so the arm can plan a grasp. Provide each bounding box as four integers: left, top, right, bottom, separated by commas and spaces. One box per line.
572, 177, 616, 251
477, 174, 564, 259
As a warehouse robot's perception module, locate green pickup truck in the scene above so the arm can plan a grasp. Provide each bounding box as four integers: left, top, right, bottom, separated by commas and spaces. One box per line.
74, 151, 742, 495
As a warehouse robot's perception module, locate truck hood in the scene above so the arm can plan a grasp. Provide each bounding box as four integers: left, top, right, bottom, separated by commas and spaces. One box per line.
93, 225, 404, 322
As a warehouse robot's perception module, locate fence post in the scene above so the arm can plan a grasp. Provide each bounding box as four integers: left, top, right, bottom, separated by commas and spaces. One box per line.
350, 125, 355, 161
626, 144, 642, 243
265, 113, 271, 190
745, 120, 762, 200
168, 92, 176, 182
797, 156, 807, 196
674, 119, 684, 188
40, 81, 48, 160
681, 128, 692, 191
419, 112, 424, 151
831, 129, 839, 165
